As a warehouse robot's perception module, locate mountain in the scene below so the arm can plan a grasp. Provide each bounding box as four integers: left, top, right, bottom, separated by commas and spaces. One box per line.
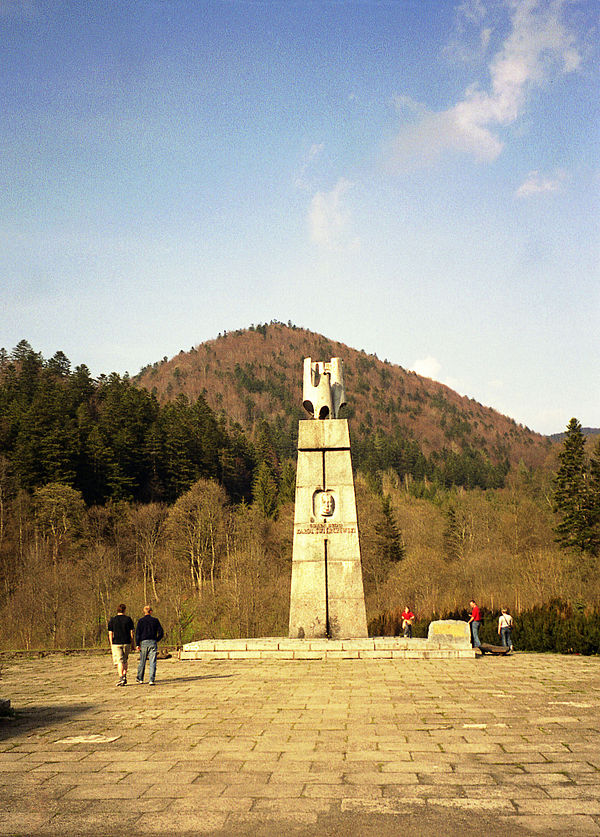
134, 322, 550, 474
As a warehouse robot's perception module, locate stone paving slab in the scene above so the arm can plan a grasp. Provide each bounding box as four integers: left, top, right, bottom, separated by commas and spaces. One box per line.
0, 653, 599, 835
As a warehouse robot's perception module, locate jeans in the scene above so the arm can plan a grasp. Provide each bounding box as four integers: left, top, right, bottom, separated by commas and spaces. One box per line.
137, 640, 157, 683
471, 620, 482, 648
500, 627, 512, 648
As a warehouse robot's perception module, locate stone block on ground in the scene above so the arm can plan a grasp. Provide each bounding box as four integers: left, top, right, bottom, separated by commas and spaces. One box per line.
427, 619, 472, 647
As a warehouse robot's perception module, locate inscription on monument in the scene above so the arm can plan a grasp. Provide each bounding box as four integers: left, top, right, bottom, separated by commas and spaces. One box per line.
296, 524, 356, 535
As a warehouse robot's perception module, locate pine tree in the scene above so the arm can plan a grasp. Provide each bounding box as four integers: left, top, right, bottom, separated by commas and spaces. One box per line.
278, 459, 296, 506
553, 419, 600, 555
443, 506, 462, 562
375, 494, 405, 563
252, 460, 279, 519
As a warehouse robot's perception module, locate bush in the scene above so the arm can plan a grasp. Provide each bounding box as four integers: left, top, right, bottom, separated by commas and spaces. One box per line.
513, 600, 600, 654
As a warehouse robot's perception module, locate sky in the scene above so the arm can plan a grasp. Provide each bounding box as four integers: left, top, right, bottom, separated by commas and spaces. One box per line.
1, 0, 598, 435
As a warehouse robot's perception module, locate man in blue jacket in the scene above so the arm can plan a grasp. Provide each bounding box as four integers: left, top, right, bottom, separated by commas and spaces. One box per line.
135, 605, 164, 685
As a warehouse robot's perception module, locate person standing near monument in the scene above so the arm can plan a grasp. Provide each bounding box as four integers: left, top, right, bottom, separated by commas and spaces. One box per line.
468, 599, 482, 649
108, 604, 135, 686
498, 608, 514, 651
135, 605, 164, 685
401, 606, 415, 638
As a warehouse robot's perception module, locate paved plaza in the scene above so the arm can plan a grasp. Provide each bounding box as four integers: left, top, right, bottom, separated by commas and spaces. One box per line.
1, 651, 599, 836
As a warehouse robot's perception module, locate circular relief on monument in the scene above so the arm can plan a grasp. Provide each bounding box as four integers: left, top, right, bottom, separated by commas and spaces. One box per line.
313, 489, 335, 518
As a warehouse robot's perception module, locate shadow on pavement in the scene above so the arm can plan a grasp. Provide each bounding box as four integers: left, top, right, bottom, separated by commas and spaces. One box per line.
158, 674, 236, 685
0, 702, 93, 742
207, 809, 536, 837
126, 809, 538, 837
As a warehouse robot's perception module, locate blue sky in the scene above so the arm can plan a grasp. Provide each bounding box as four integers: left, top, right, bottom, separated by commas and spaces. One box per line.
1, 0, 598, 434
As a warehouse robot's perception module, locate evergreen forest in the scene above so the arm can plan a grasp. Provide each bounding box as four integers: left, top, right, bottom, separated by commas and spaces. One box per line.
1, 339, 599, 653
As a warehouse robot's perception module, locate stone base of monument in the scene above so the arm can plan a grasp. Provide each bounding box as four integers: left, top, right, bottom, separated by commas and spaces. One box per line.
180, 620, 476, 660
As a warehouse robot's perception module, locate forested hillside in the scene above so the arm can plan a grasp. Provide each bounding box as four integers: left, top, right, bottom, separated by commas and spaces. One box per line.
135, 322, 550, 492
0, 336, 598, 652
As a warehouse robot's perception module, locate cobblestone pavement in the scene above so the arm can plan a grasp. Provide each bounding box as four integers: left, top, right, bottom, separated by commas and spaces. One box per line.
1, 653, 599, 836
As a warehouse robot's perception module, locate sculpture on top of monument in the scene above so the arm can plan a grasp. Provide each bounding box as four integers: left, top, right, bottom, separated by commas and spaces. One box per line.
302, 357, 346, 420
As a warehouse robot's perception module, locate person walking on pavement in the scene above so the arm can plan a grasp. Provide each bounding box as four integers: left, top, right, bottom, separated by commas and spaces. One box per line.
135, 605, 164, 685
108, 604, 135, 686
498, 607, 514, 651
468, 599, 482, 650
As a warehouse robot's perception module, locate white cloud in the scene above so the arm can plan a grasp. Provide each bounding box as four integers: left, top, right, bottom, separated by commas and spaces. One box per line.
411, 359, 473, 398
444, 0, 493, 63
516, 169, 566, 197
294, 143, 324, 192
480, 26, 492, 52
412, 356, 443, 380
393, 94, 428, 117
458, 0, 488, 27
392, 0, 581, 168
308, 178, 359, 251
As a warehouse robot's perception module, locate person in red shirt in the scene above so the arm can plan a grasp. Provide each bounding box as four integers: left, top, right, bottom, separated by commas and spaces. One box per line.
468, 599, 482, 648
401, 606, 415, 638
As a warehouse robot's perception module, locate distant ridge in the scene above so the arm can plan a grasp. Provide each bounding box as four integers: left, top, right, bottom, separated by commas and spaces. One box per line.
134, 322, 550, 470
549, 428, 600, 443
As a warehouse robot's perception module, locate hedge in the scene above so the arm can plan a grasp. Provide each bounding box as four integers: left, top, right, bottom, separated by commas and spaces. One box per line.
368, 600, 600, 654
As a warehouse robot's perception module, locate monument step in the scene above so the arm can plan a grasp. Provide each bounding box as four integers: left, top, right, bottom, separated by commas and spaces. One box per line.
180, 636, 476, 661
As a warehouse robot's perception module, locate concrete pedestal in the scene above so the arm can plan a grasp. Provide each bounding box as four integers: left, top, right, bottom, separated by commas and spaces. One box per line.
288, 419, 368, 639
180, 634, 476, 660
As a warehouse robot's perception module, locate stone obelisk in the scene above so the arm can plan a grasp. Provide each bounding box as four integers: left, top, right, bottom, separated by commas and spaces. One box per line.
288, 357, 368, 640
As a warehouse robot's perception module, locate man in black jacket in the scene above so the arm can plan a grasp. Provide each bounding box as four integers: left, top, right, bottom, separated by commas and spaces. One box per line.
108, 604, 135, 686
135, 605, 164, 685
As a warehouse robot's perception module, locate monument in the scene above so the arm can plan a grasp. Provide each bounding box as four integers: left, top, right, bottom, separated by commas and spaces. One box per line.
288, 357, 368, 639
180, 356, 476, 659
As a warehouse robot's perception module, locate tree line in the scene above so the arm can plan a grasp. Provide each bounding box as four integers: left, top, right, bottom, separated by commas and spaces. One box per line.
1, 456, 598, 652
0, 341, 257, 506
0, 474, 407, 650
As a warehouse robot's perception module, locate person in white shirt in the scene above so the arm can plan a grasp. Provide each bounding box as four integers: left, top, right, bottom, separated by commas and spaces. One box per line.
498, 608, 514, 651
